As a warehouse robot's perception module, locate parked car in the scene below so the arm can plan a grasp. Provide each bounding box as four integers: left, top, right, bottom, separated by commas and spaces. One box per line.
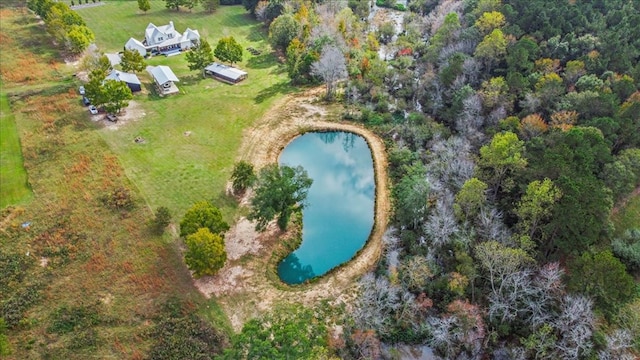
106, 113, 117, 122
82, 96, 91, 106
79, 85, 85, 95
88, 105, 98, 115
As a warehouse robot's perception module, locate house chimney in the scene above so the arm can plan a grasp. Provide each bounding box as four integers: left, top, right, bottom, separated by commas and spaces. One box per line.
169, 21, 174, 28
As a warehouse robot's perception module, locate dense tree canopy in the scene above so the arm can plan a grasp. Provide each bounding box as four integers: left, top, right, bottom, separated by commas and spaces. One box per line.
179, 201, 229, 237
248, 164, 312, 231
214, 36, 243, 65
184, 228, 226, 278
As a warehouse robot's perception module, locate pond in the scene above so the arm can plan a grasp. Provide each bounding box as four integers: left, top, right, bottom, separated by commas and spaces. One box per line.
277, 131, 375, 284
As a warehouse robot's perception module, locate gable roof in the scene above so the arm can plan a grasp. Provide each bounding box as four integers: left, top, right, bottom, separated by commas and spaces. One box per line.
147, 65, 179, 84
145, 21, 182, 46
125, 37, 146, 49
182, 28, 200, 41
205, 63, 247, 81
106, 70, 141, 85
105, 53, 122, 67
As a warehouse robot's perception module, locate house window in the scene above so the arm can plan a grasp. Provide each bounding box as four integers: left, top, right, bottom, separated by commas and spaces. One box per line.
158, 37, 163, 41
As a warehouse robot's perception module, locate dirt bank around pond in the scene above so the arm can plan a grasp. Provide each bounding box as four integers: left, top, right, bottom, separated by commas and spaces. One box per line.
193, 87, 391, 331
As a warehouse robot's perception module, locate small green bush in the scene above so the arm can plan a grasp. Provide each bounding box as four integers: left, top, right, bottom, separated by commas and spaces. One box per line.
48, 304, 101, 334
150, 206, 171, 235
100, 187, 135, 211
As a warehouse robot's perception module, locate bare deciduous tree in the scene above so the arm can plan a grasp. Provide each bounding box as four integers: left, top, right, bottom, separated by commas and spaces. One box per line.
311, 45, 348, 99
554, 295, 595, 360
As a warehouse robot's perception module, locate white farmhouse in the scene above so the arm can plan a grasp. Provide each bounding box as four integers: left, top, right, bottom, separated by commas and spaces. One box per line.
125, 21, 200, 57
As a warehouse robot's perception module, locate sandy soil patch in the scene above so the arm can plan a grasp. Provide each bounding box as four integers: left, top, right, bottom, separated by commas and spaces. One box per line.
194, 87, 391, 331
90, 101, 146, 129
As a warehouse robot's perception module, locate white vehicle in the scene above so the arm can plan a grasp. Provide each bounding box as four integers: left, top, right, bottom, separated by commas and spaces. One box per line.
79, 85, 85, 95
88, 105, 98, 115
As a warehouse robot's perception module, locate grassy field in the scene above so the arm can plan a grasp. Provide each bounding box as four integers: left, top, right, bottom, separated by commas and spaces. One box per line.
612, 192, 640, 236
0, 3, 290, 358
0, 88, 32, 208
76, 1, 294, 219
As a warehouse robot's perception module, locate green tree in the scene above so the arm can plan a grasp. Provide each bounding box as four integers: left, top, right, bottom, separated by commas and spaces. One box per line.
66, 25, 94, 53
85, 73, 106, 107
248, 164, 313, 231
612, 229, 640, 273
184, 228, 226, 278
515, 178, 562, 242
101, 79, 133, 115
150, 206, 171, 235
567, 250, 636, 320
394, 163, 430, 229
474, 11, 505, 34
214, 36, 243, 65
202, 0, 219, 13
137, 0, 150, 12
186, 38, 214, 77
120, 48, 146, 73
348, 0, 370, 19
377, 21, 396, 44
165, 0, 185, 11
180, 201, 229, 237
478, 131, 527, 196
454, 177, 488, 222
221, 303, 328, 360
268, 13, 300, 53
230, 161, 256, 195
474, 28, 507, 70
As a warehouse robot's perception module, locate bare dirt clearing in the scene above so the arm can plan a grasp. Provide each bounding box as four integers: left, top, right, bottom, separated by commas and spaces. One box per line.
194, 87, 391, 331
90, 100, 146, 129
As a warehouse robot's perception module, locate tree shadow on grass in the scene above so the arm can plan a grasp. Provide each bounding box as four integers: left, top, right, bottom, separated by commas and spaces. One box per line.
179, 74, 205, 87
245, 53, 277, 70
219, 12, 256, 28
210, 190, 240, 220
254, 81, 295, 104
245, 24, 268, 43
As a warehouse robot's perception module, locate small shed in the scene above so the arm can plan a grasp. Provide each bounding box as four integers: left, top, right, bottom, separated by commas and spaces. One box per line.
147, 65, 180, 95
125, 37, 147, 57
106, 70, 142, 92
204, 63, 248, 84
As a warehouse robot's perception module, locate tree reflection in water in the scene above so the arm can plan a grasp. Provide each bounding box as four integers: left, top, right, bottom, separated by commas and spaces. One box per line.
278, 253, 315, 284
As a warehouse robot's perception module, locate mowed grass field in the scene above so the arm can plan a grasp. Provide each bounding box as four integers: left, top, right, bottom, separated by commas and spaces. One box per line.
0, 88, 32, 208
76, 1, 293, 219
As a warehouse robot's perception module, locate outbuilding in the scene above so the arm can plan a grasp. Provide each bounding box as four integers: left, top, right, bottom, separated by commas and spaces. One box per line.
204, 63, 248, 84
105, 69, 142, 92
147, 65, 180, 95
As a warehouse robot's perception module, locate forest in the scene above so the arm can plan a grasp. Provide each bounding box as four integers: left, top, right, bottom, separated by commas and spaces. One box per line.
234, 0, 640, 358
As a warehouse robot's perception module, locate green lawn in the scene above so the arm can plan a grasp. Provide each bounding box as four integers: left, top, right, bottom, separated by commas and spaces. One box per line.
0, 87, 32, 208
77, 2, 294, 219
77, 1, 270, 53
613, 193, 640, 236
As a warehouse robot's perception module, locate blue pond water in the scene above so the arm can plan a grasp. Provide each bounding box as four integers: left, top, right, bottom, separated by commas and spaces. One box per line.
277, 131, 375, 284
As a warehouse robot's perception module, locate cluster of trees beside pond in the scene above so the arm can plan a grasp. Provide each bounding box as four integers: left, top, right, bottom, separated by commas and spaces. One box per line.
220, 0, 640, 359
